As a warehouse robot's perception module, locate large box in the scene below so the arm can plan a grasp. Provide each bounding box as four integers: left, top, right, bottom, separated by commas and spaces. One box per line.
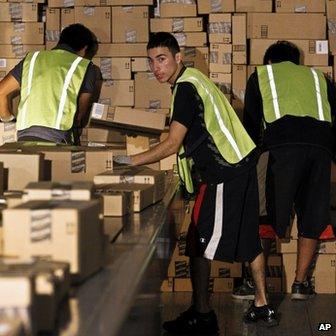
197, 0, 234, 14
249, 39, 328, 66
112, 6, 148, 43
327, 0, 336, 19
181, 47, 209, 76
134, 72, 171, 109
248, 13, 326, 39
275, 0, 325, 13
235, 0, 272, 12
3, 200, 104, 281
208, 14, 231, 44
74, 7, 111, 43
159, 2, 197, 17
209, 43, 232, 73
232, 14, 246, 64
173, 32, 207, 47
94, 166, 166, 204
314, 254, 336, 293
92, 57, 131, 80
99, 80, 134, 107
0, 3, 39, 22
150, 17, 203, 32
108, 0, 153, 4
0, 22, 44, 45
90, 104, 166, 133
96, 43, 147, 57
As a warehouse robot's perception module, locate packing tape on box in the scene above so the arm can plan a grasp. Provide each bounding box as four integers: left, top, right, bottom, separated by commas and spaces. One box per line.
184, 47, 196, 58
328, 19, 336, 34
9, 3, 22, 21
120, 175, 134, 183
222, 52, 231, 64
46, 30, 60, 42
172, 18, 184, 32
100, 58, 112, 79
122, 6, 134, 12
30, 209, 52, 243
71, 151, 86, 173
210, 0, 222, 12
294, 4, 307, 13
149, 100, 161, 109
174, 33, 186, 47
83, 6, 95, 16
63, 0, 75, 7
208, 21, 231, 34
10, 36, 23, 45
126, 30, 137, 43
13, 22, 25, 33
209, 51, 218, 64
12, 44, 25, 58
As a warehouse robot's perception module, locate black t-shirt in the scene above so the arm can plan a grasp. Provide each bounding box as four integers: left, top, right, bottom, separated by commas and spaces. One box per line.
171, 80, 257, 183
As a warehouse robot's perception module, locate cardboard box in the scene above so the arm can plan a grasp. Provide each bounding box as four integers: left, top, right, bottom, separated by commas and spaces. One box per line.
236, 0, 272, 12
95, 185, 133, 215
94, 166, 166, 204
23, 181, 95, 201
173, 32, 207, 47
135, 72, 171, 109
112, 6, 148, 43
3, 200, 103, 281
208, 14, 231, 44
209, 72, 232, 94
0, 3, 39, 22
46, 8, 60, 42
60, 8, 74, 29
131, 57, 150, 72
0, 44, 44, 58
150, 17, 203, 32
0, 22, 44, 45
96, 43, 147, 57
327, 0, 336, 19
107, 0, 153, 4
232, 14, 247, 64
209, 43, 232, 73
80, 127, 126, 144
48, 0, 74, 7
197, 0, 235, 14
159, 3, 197, 17
247, 13, 326, 39
314, 254, 336, 293
275, 0, 325, 13
74, 7, 111, 43
181, 47, 209, 76
92, 57, 131, 80
90, 104, 166, 134
99, 80, 134, 107
249, 39, 329, 66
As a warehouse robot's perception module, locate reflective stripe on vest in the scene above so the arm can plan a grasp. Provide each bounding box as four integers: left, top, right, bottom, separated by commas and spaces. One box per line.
257, 62, 331, 124
17, 50, 90, 131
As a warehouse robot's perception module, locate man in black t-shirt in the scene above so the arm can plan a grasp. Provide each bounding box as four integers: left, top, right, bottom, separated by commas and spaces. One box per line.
114, 32, 278, 334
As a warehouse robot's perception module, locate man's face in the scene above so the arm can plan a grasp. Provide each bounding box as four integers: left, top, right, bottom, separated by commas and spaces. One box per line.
147, 46, 181, 85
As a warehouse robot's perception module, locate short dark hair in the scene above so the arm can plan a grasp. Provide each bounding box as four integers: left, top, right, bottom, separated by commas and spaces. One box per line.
263, 41, 301, 65
59, 23, 98, 59
147, 32, 180, 55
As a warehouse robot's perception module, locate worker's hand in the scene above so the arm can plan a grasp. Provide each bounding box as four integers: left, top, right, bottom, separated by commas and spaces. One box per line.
113, 155, 132, 166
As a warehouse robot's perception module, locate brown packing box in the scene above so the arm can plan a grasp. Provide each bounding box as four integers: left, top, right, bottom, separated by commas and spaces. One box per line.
135, 72, 171, 109
97, 183, 154, 213
181, 47, 209, 76
0, 317, 24, 336
0, 4, 39, 22
61, 8, 74, 29
107, 0, 153, 4
247, 13, 326, 39
8, 0, 45, 3
96, 43, 147, 57
92, 57, 131, 80
250, 39, 329, 66
0, 121, 17, 145
90, 104, 166, 134
208, 14, 231, 44
99, 80, 134, 107
131, 57, 150, 72
126, 135, 159, 156
96, 185, 133, 215
48, 0, 74, 7
209, 72, 232, 95
197, 0, 234, 14
232, 14, 247, 64
23, 181, 95, 201
232, 65, 246, 104
327, 0, 336, 19
0, 44, 44, 58
0, 152, 45, 191
314, 254, 336, 293
173, 32, 207, 47
112, 6, 148, 43
80, 127, 126, 144
159, 3, 197, 17
0, 22, 44, 45
74, 7, 111, 43
235, 0, 272, 12
209, 44, 232, 73
94, 166, 166, 204
150, 17, 203, 32
74, 0, 109, 4
0, 59, 20, 79
275, 0, 325, 13
3, 200, 104, 281
46, 9, 60, 43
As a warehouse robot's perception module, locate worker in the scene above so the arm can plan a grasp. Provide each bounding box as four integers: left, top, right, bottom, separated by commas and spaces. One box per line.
243, 40, 336, 300
114, 32, 278, 334
0, 23, 100, 144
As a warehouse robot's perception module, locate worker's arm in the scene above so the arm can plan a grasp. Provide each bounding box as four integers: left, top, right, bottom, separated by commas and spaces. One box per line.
0, 74, 20, 121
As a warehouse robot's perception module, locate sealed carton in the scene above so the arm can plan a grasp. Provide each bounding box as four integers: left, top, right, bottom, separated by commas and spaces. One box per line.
173, 32, 207, 47
209, 43, 232, 73
159, 2, 197, 17
99, 80, 134, 107
197, 0, 234, 14
150, 17, 203, 32
181, 47, 209, 76
275, 0, 325, 13
236, 0, 272, 12
208, 14, 231, 44
0, 22, 44, 45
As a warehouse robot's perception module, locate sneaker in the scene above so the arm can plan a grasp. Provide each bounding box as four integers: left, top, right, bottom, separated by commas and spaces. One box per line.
243, 303, 278, 327
232, 279, 255, 300
291, 280, 316, 300
162, 306, 219, 335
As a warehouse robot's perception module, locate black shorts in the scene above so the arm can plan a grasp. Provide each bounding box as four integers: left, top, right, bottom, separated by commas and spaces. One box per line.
266, 145, 331, 239
185, 167, 262, 263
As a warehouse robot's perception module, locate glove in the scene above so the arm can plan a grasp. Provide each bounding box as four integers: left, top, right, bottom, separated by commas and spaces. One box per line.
113, 155, 132, 166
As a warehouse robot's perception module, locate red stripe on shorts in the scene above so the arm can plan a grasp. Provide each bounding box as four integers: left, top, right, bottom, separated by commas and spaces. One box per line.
193, 183, 207, 226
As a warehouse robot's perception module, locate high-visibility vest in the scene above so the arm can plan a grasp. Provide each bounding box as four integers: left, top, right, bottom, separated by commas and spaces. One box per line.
257, 61, 331, 124
17, 49, 90, 131
171, 67, 256, 193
